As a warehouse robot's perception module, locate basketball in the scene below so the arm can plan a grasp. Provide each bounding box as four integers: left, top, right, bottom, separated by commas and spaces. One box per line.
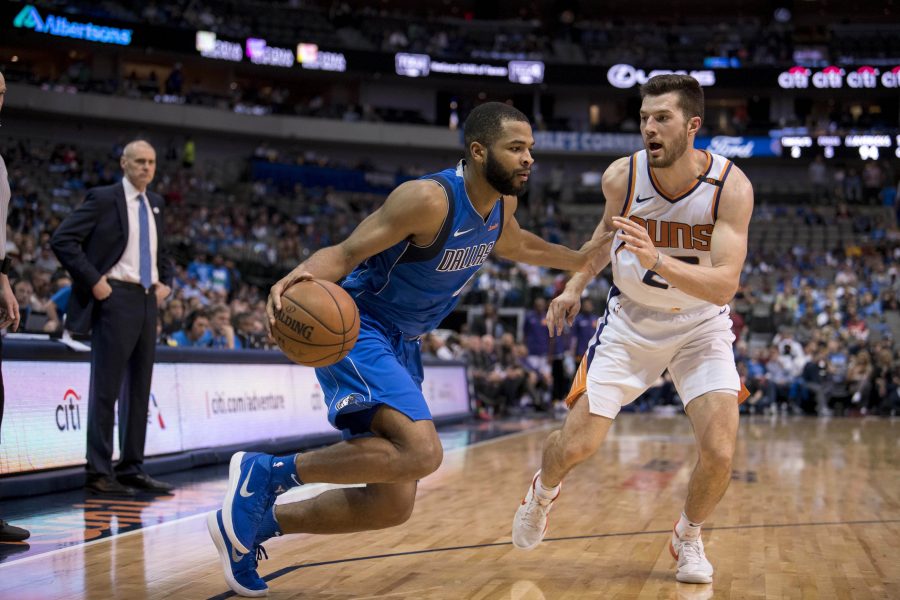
271, 279, 360, 367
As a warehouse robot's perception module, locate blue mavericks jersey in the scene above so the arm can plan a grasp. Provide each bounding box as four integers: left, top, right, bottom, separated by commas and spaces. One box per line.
342, 160, 504, 336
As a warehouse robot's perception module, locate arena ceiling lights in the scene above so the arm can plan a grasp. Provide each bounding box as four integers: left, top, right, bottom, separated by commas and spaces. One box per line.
394, 53, 545, 85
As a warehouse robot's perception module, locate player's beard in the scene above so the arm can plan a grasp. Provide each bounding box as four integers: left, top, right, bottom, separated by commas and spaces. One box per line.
484, 151, 527, 196
647, 127, 689, 169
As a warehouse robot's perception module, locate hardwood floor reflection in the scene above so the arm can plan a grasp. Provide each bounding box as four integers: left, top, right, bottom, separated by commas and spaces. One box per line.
1, 415, 897, 599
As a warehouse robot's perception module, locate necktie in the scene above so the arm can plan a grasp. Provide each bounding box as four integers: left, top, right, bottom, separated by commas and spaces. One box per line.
138, 194, 152, 289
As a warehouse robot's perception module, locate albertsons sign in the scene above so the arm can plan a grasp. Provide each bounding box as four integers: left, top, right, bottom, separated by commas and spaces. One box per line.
13, 5, 133, 46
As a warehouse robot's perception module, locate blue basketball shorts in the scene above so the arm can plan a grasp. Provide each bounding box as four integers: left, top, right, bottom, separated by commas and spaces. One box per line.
315, 311, 431, 439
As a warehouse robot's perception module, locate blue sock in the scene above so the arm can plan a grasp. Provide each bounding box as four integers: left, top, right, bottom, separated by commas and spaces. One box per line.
255, 505, 282, 544
269, 454, 303, 495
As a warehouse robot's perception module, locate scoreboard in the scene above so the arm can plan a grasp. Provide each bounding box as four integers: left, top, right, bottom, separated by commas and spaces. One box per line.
780, 134, 899, 160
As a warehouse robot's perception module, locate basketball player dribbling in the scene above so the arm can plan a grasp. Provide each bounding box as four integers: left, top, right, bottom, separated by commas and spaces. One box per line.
512, 74, 754, 585
207, 102, 605, 597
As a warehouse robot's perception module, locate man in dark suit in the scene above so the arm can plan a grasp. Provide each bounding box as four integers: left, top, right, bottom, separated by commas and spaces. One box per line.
51, 140, 175, 496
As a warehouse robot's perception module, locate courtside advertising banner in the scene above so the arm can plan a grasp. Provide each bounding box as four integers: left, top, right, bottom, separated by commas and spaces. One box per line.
421, 365, 470, 420
173, 363, 319, 447
0, 359, 469, 475
0, 361, 91, 474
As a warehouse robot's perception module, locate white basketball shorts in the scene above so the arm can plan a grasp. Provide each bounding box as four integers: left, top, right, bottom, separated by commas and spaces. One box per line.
566, 291, 741, 419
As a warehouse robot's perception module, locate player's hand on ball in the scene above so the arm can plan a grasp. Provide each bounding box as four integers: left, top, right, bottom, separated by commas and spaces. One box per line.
266, 269, 314, 336
547, 288, 581, 337
612, 216, 660, 270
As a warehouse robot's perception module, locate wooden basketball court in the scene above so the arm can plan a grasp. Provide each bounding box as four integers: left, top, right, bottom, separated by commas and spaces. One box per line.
1, 414, 898, 599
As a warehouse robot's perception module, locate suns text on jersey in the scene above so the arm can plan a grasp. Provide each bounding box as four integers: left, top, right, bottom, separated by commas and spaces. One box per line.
436, 241, 495, 272
629, 216, 713, 251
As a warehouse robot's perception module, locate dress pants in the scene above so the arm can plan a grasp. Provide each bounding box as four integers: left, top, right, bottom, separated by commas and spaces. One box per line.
86, 282, 158, 478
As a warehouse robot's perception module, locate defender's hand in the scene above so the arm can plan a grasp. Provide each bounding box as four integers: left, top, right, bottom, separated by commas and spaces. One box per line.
576, 230, 614, 274
546, 288, 582, 337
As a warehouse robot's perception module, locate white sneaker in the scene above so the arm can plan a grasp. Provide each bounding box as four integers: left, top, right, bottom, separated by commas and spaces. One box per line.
669, 529, 714, 584
512, 471, 560, 550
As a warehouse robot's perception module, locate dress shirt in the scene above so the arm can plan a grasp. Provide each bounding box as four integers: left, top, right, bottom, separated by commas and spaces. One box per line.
106, 177, 159, 284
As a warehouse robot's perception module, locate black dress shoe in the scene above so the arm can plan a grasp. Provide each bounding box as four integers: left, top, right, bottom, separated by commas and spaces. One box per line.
117, 473, 174, 494
0, 520, 30, 542
86, 476, 137, 496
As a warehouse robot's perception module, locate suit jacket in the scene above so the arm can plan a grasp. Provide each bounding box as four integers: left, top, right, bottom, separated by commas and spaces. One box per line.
50, 182, 173, 335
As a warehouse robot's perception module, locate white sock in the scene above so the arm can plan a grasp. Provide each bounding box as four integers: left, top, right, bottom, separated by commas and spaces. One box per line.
675, 512, 702, 540
534, 473, 560, 500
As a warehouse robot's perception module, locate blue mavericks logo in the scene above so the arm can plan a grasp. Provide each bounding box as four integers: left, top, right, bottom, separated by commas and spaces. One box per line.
13, 5, 133, 46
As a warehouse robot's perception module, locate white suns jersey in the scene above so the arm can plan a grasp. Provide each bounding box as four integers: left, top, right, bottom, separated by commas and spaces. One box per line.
611, 149, 734, 312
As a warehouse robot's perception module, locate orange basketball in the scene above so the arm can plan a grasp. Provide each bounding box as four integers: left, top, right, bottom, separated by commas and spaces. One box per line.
272, 279, 360, 367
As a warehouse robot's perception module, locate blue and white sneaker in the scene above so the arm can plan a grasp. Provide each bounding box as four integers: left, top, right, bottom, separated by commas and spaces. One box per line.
207, 510, 269, 597
223, 451, 277, 554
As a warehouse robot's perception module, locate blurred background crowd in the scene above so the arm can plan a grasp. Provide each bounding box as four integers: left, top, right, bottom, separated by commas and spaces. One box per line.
6, 134, 898, 419
3, 0, 899, 419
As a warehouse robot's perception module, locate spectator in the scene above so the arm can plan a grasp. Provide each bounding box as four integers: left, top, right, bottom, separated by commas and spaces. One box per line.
171, 309, 212, 347
14, 278, 59, 333
571, 297, 598, 362
161, 297, 186, 336
208, 303, 239, 349
234, 311, 267, 349
182, 135, 195, 169
848, 350, 874, 410
808, 155, 829, 202
470, 303, 506, 338
48, 275, 71, 331
523, 296, 551, 379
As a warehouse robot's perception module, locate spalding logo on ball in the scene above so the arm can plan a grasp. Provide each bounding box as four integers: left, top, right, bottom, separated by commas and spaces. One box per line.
275, 305, 315, 340
272, 279, 360, 367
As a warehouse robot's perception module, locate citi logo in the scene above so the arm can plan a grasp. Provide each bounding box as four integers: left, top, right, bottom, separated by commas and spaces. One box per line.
56, 388, 82, 431
276, 308, 315, 340
148, 393, 167, 429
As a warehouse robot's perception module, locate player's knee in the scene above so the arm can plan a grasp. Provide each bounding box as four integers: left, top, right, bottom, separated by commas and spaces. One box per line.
699, 442, 734, 473
560, 436, 599, 466
410, 439, 443, 478
379, 496, 416, 527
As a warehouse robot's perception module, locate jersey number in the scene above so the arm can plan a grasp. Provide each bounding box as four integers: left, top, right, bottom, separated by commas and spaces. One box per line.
642, 256, 699, 289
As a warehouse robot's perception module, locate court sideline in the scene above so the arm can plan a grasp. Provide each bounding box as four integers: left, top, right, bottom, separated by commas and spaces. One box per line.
0, 414, 898, 599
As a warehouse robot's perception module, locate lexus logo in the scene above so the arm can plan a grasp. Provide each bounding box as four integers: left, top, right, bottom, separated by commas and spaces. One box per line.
607, 64, 716, 89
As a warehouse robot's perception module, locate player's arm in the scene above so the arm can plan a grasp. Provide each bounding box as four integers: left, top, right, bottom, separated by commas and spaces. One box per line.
493, 195, 604, 272
546, 156, 628, 335
613, 165, 753, 306
564, 157, 630, 296
266, 180, 446, 327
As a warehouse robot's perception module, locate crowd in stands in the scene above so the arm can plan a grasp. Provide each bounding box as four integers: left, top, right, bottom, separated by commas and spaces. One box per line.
4, 135, 899, 418
7, 56, 899, 138
10, 2, 896, 137
36, 0, 882, 68
733, 239, 900, 417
